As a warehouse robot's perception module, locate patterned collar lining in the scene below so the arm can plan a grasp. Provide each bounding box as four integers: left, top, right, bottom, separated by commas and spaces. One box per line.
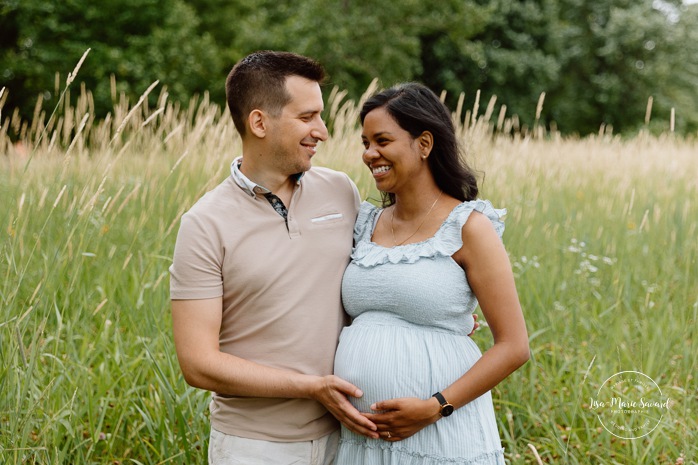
230, 156, 303, 198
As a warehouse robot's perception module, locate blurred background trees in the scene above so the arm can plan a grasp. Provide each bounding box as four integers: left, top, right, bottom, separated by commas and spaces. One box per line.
1, 0, 697, 135
0, 0, 221, 118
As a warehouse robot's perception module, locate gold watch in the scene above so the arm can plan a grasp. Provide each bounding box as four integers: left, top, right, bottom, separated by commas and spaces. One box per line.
432, 391, 454, 417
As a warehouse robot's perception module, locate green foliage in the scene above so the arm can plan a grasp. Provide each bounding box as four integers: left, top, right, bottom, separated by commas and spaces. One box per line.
427, 0, 561, 126
2, 0, 698, 134
546, 0, 698, 134
0, 0, 221, 120
206, 0, 487, 99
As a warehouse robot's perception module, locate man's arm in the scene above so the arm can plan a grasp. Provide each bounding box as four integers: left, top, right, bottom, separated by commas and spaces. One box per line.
171, 297, 379, 438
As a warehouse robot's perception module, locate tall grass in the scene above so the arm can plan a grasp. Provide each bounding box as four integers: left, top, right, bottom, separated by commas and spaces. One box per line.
1, 74, 696, 464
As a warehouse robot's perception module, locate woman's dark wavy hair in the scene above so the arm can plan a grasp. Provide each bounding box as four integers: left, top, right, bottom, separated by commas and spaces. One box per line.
359, 82, 479, 207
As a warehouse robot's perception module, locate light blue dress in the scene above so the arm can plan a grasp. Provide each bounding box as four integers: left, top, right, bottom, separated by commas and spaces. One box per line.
334, 200, 507, 465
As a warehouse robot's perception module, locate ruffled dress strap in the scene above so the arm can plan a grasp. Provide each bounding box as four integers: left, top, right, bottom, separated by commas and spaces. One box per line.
435, 199, 506, 252
351, 199, 506, 268
352, 201, 382, 243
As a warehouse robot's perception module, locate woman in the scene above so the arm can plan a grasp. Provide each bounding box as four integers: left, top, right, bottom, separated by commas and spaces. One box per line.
334, 83, 529, 464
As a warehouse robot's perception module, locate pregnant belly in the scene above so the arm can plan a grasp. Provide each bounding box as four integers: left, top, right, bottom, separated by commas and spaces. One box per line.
334, 321, 479, 413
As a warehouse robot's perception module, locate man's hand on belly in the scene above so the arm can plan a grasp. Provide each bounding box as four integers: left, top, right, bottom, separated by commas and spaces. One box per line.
308, 375, 380, 439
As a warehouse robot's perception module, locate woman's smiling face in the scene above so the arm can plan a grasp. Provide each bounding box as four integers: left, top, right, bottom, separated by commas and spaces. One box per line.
361, 106, 428, 194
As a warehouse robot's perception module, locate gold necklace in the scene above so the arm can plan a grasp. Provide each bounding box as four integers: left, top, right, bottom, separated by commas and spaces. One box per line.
390, 191, 443, 246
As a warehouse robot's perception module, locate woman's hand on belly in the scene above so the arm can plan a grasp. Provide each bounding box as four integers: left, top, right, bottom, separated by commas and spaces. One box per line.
361, 396, 441, 442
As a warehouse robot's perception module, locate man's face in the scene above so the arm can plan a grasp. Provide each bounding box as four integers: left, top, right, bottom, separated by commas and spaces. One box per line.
266, 75, 329, 175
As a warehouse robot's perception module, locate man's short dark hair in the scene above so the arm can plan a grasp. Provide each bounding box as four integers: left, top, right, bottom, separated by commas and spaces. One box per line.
225, 51, 326, 137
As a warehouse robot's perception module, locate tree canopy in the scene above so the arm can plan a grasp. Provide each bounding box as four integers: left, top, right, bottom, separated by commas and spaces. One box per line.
1, 0, 697, 135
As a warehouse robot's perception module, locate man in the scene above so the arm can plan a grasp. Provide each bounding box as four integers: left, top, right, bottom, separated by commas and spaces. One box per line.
169, 51, 378, 464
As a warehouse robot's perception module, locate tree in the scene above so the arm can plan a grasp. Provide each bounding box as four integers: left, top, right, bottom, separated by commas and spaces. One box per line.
421, 0, 560, 127
0, 0, 221, 121
194, 0, 487, 103
2, 0, 697, 135
547, 0, 698, 134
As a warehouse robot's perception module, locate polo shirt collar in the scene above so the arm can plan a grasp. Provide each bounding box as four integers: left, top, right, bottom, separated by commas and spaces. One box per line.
230, 156, 304, 198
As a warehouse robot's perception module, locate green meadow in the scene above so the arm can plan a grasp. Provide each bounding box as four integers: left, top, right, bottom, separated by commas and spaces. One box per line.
1, 81, 696, 464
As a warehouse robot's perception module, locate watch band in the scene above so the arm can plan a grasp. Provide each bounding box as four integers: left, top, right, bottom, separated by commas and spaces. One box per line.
432, 391, 447, 405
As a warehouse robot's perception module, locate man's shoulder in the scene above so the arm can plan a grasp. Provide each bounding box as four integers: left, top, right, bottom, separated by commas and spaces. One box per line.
306, 165, 348, 180
304, 167, 360, 213
305, 166, 355, 191
183, 176, 238, 220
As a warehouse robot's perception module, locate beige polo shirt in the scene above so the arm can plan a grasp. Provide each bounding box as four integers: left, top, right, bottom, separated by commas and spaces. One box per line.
170, 163, 360, 441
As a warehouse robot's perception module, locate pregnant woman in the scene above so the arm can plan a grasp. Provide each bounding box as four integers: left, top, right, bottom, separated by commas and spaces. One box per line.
334, 83, 530, 464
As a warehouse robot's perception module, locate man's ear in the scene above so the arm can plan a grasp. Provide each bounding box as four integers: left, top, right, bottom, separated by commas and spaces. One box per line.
248, 109, 267, 138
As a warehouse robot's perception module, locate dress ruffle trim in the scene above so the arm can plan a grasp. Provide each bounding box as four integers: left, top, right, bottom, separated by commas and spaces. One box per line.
338, 438, 504, 464
351, 199, 506, 268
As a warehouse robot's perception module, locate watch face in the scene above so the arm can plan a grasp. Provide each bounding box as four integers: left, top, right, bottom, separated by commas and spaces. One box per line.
441, 404, 455, 417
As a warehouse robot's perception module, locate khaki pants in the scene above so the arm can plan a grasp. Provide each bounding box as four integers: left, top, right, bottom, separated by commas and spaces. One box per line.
208, 428, 339, 465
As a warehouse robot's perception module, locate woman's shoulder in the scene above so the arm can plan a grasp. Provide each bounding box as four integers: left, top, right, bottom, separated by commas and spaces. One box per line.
445, 199, 506, 238
428, 199, 506, 256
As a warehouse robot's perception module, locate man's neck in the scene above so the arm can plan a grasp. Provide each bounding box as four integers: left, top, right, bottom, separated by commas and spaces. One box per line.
239, 157, 298, 205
